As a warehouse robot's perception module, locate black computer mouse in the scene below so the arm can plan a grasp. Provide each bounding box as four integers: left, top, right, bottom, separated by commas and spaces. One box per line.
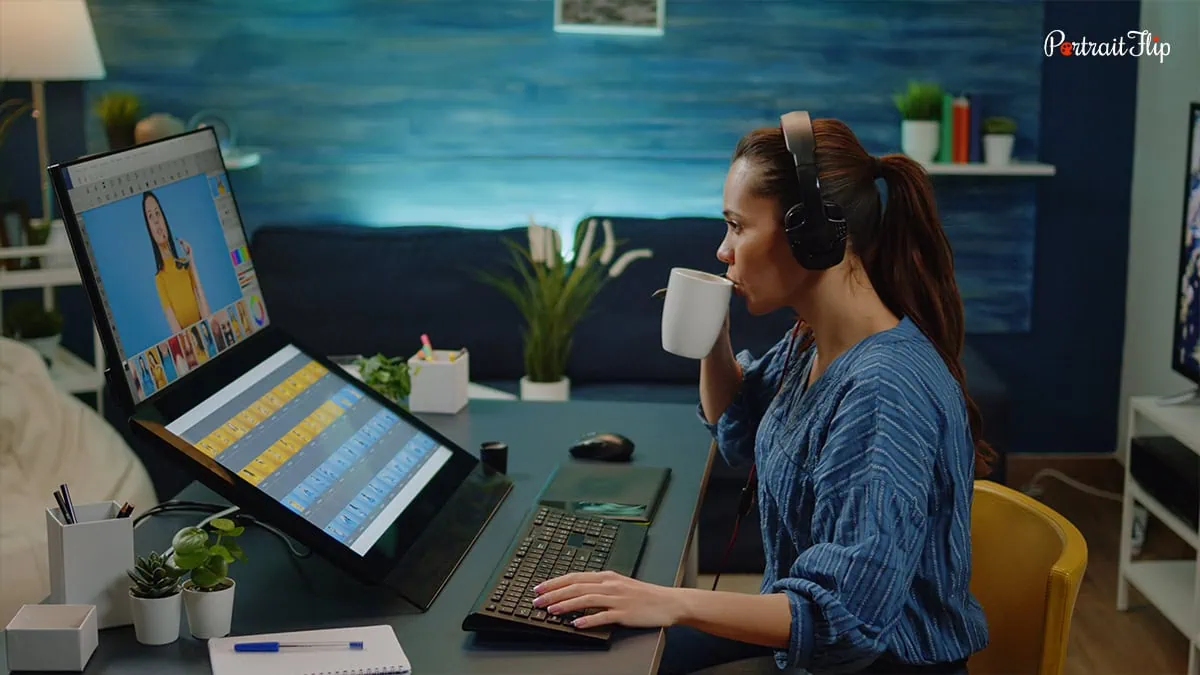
569, 432, 635, 463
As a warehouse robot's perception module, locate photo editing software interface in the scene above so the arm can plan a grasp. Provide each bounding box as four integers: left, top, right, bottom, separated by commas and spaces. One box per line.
62, 131, 269, 404
164, 345, 453, 555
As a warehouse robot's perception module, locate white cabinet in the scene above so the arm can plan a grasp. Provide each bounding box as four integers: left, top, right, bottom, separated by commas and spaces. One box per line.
1117, 395, 1200, 673
0, 245, 105, 414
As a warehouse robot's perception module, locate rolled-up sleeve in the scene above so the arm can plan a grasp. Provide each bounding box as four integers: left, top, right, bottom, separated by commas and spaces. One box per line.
696, 331, 791, 467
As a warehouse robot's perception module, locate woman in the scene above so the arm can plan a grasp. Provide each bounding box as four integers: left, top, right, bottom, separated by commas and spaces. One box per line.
532, 116, 992, 674
144, 191, 210, 332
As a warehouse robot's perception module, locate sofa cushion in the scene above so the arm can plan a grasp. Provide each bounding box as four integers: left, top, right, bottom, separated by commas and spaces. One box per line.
567, 216, 795, 384
250, 224, 529, 381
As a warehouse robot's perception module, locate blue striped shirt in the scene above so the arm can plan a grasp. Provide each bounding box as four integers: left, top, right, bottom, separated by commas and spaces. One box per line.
701, 316, 989, 672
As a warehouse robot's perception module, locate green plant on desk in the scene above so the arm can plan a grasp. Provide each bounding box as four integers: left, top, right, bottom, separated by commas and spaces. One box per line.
128, 551, 182, 599
355, 353, 415, 407
170, 517, 246, 591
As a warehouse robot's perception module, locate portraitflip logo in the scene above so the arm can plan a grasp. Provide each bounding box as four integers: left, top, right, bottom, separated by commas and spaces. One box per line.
1044, 29, 1170, 63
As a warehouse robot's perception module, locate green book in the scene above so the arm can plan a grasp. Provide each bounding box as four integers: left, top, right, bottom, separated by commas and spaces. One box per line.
938, 92, 954, 164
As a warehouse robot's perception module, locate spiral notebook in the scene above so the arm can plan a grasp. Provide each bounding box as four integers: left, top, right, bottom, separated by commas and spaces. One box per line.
208, 624, 411, 675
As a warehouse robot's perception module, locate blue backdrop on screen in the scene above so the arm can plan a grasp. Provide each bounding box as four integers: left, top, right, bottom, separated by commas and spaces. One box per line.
82, 174, 242, 357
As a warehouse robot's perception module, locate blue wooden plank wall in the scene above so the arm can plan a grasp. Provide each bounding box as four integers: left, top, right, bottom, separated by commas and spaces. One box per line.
84, 0, 1045, 333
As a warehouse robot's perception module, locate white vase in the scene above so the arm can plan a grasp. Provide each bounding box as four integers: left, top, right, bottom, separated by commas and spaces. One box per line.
21, 334, 61, 366
129, 591, 181, 646
182, 580, 235, 639
901, 120, 940, 163
43, 219, 74, 269
520, 375, 570, 401
983, 134, 1015, 165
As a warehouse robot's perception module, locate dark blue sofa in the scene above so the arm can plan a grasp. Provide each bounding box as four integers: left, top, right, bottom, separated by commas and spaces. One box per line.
248, 217, 1010, 573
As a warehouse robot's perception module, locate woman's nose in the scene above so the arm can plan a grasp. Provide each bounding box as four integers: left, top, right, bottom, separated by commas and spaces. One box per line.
716, 239, 733, 265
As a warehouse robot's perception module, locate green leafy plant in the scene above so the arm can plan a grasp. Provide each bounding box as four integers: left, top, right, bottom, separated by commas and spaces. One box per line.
893, 81, 944, 121
170, 518, 245, 592
127, 551, 182, 599
476, 219, 647, 383
93, 91, 142, 127
2, 300, 63, 339
982, 116, 1017, 135
355, 353, 415, 406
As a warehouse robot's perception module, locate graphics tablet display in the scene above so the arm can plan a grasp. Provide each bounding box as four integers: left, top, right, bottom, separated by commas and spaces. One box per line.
165, 344, 452, 556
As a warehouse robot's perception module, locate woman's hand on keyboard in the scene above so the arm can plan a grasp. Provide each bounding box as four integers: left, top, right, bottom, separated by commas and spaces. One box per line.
532, 570, 684, 629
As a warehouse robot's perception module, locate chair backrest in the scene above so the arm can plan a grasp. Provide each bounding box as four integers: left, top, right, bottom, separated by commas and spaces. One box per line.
968, 480, 1088, 675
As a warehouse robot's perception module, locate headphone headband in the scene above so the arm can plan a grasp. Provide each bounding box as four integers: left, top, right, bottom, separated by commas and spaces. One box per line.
780, 111, 817, 172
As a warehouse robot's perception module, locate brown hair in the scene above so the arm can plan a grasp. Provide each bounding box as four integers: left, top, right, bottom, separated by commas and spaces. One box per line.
732, 118, 995, 478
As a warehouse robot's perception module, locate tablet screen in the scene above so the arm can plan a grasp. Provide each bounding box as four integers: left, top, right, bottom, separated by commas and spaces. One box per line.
165, 344, 451, 555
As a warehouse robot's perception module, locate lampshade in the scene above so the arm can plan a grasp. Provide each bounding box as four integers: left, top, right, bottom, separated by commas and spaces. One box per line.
0, 0, 106, 81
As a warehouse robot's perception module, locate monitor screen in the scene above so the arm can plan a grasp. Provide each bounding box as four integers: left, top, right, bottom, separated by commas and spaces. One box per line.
1175, 104, 1200, 384
57, 130, 268, 404
165, 344, 453, 556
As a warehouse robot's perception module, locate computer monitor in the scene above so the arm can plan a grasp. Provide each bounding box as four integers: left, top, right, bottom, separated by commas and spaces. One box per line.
1173, 102, 1200, 391
47, 128, 511, 609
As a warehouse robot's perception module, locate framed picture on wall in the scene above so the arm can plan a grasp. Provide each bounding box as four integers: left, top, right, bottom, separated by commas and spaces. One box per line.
0, 200, 31, 270
554, 0, 665, 36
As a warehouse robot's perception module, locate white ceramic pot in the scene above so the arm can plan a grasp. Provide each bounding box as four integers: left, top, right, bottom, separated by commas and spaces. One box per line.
22, 334, 61, 366
43, 219, 74, 269
520, 376, 570, 401
983, 134, 1015, 165
182, 580, 235, 639
901, 120, 940, 163
129, 591, 181, 646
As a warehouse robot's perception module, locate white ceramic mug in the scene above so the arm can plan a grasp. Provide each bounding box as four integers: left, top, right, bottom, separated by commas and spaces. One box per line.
661, 268, 733, 359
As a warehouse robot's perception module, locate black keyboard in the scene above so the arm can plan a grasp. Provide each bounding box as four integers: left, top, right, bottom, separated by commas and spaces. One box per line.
462, 504, 648, 644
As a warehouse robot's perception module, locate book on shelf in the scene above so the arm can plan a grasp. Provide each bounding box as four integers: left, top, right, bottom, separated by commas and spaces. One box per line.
937, 92, 987, 165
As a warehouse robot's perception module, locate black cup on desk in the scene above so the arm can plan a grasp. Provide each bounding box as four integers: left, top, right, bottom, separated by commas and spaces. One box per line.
480, 441, 508, 474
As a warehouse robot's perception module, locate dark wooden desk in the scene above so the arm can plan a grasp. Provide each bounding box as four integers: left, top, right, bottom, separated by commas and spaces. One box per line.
3, 399, 715, 674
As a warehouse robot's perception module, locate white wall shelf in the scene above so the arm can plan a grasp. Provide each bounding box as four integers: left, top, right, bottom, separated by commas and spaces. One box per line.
0, 243, 104, 412
1117, 395, 1200, 674
920, 161, 1057, 176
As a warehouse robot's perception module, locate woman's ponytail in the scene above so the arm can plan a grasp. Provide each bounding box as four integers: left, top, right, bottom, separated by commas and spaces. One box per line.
870, 153, 996, 478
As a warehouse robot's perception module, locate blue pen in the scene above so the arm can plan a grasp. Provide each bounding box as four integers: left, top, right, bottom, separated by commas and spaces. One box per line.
234, 640, 364, 652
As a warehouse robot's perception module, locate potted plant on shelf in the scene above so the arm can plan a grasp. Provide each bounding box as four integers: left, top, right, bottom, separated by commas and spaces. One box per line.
127, 551, 183, 646
982, 116, 1017, 165
94, 91, 142, 151
354, 353, 415, 407
170, 517, 245, 639
3, 300, 64, 366
477, 218, 650, 401
893, 80, 943, 163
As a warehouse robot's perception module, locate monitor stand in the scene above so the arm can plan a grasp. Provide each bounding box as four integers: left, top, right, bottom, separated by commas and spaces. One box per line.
383, 462, 512, 611
1157, 387, 1200, 406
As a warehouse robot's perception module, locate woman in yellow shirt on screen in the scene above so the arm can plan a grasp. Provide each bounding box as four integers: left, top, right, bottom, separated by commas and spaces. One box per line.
144, 191, 211, 332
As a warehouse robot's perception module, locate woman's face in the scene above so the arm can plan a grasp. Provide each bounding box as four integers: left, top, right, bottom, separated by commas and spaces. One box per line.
717, 158, 807, 315
144, 196, 168, 246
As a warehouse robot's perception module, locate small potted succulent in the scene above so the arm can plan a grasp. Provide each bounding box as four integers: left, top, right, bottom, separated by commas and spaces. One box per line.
127, 551, 183, 646
982, 116, 1018, 165
94, 91, 142, 150
171, 517, 245, 639
354, 353, 415, 407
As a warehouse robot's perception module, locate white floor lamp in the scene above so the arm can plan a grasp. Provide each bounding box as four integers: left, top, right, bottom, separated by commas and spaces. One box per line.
0, 0, 106, 226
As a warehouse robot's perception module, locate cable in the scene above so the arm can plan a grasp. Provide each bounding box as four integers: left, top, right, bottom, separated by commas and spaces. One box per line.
135, 500, 312, 559
1022, 468, 1123, 503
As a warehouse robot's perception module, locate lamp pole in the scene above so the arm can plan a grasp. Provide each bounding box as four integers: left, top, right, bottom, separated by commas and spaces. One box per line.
31, 79, 52, 224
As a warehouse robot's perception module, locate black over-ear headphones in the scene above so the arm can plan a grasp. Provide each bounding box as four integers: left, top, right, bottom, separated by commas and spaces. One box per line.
779, 111, 847, 270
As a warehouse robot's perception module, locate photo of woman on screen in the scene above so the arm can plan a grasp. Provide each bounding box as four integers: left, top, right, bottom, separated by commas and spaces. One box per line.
144, 190, 211, 332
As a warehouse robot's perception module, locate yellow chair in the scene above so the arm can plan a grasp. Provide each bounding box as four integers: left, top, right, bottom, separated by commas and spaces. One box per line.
968, 479, 1088, 675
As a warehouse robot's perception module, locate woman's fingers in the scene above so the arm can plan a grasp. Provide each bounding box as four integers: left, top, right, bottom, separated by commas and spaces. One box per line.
545, 593, 618, 616
533, 582, 607, 608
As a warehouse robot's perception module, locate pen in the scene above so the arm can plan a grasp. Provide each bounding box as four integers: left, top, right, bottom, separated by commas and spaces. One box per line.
53, 490, 73, 525
59, 484, 77, 525
117, 502, 134, 519
233, 640, 364, 652
420, 334, 435, 360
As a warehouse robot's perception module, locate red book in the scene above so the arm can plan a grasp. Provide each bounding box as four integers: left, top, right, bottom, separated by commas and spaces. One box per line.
953, 97, 970, 163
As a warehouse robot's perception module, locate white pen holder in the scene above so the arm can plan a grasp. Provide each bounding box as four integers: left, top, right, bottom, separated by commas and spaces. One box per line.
46, 501, 134, 629
408, 349, 469, 414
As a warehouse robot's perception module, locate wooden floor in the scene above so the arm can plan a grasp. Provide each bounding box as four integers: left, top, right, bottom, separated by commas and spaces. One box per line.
700, 456, 1191, 674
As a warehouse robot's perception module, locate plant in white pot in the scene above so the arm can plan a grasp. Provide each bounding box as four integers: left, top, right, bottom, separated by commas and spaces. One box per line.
982, 116, 1017, 165
477, 218, 651, 401
893, 80, 944, 164
127, 551, 183, 646
170, 517, 245, 639
3, 299, 63, 366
